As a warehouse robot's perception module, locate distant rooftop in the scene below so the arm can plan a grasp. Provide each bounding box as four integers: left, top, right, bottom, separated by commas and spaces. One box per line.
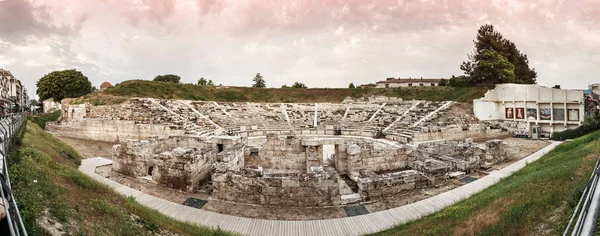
100, 81, 113, 89
376, 77, 444, 84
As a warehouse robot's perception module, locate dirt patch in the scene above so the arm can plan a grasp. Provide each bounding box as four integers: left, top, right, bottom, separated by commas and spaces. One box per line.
55, 136, 116, 159
453, 198, 515, 235
38, 210, 66, 235
490, 138, 550, 170
533, 201, 568, 235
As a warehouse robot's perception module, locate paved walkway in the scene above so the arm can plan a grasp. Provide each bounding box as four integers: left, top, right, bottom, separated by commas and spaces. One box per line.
79, 142, 561, 236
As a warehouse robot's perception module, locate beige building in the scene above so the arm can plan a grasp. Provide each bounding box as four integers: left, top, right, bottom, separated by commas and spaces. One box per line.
0, 69, 29, 113
375, 78, 445, 88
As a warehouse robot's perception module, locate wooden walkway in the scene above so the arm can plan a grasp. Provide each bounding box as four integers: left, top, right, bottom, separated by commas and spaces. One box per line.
79, 142, 560, 236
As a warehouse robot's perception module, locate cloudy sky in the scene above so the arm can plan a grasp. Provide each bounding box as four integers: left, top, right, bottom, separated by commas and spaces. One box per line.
0, 0, 599, 99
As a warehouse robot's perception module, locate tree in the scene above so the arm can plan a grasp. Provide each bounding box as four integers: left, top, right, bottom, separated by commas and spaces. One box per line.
36, 69, 92, 101
349, 83, 356, 89
438, 79, 447, 86
461, 24, 537, 87
291, 82, 307, 88
29, 99, 40, 107
252, 73, 266, 88
198, 77, 215, 86
281, 84, 289, 88
469, 49, 515, 87
198, 77, 208, 85
154, 74, 181, 83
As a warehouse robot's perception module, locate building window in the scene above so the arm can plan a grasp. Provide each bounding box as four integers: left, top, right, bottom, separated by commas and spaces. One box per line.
408, 83, 412, 87
431, 83, 435, 86
385, 84, 389, 88
419, 83, 424, 86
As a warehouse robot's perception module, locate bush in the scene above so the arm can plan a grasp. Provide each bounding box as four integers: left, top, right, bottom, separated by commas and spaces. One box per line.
448, 76, 471, 87
29, 111, 61, 129
551, 116, 600, 141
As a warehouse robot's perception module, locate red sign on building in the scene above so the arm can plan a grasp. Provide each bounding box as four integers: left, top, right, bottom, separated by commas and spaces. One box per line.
515, 108, 525, 119
505, 108, 514, 119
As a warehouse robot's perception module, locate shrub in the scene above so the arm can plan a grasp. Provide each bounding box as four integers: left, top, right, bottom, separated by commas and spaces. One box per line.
29, 111, 61, 129
551, 116, 600, 141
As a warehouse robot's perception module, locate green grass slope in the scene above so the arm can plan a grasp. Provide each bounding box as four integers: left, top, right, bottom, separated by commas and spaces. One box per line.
9, 121, 234, 235
74, 80, 485, 104
372, 133, 600, 235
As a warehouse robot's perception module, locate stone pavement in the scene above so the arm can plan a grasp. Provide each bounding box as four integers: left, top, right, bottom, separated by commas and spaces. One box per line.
79, 141, 560, 236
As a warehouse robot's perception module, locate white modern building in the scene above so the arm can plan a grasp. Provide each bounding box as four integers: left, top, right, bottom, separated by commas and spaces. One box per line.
474, 84, 585, 137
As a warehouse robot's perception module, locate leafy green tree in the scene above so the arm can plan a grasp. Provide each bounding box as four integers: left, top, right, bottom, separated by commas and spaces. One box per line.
154, 74, 181, 83
461, 24, 536, 86
281, 84, 289, 88
198, 77, 215, 86
438, 79, 447, 86
252, 73, 266, 88
349, 83, 356, 89
29, 99, 40, 107
291, 82, 307, 88
470, 50, 515, 87
198, 77, 208, 85
36, 69, 92, 101
449, 75, 470, 87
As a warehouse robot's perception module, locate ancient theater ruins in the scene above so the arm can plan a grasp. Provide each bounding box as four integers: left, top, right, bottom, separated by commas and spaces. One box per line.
48, 96, 549, 219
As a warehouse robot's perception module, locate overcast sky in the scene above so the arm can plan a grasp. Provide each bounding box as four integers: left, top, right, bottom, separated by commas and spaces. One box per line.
0, 0, 599, 99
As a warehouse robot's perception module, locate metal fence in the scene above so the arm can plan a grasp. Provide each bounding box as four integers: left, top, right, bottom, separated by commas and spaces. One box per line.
0, 112, 28, 236
564, 156, 600, 236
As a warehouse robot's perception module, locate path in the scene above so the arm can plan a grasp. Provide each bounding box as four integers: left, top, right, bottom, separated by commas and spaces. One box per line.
79, 142, 561, 236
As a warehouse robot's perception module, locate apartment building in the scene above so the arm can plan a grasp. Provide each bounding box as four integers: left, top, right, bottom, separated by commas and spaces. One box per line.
0, 69, 29, 114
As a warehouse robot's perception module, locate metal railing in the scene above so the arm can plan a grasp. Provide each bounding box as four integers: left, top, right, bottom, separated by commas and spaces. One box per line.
0, 112, 28, 236
564, 156, 600, 236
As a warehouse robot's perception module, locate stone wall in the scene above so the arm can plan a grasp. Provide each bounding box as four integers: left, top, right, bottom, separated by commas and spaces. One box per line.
111, 136, 234, 192
211, 167, 341, 207
46, 120, 184, 143
342, 141, 415, 178
484, 139, 509, 163
357, 170, 429, 200
244, 134, 307, 172
153, 147, 217, 192
111, 138, 164, 177
412, 124, 505, 142
217, 143, 245, 171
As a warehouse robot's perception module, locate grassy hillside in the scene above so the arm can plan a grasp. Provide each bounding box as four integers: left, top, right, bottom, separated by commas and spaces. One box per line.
372, 133, 600, 235
73, 80, 485, 105
9, 121, 233, 235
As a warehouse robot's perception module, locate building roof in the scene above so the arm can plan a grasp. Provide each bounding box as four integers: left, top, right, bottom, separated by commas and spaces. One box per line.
359, 83, 376, 88
0, 69, 13, 77
100, 81, 113, 89
376, 78, 444, 84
